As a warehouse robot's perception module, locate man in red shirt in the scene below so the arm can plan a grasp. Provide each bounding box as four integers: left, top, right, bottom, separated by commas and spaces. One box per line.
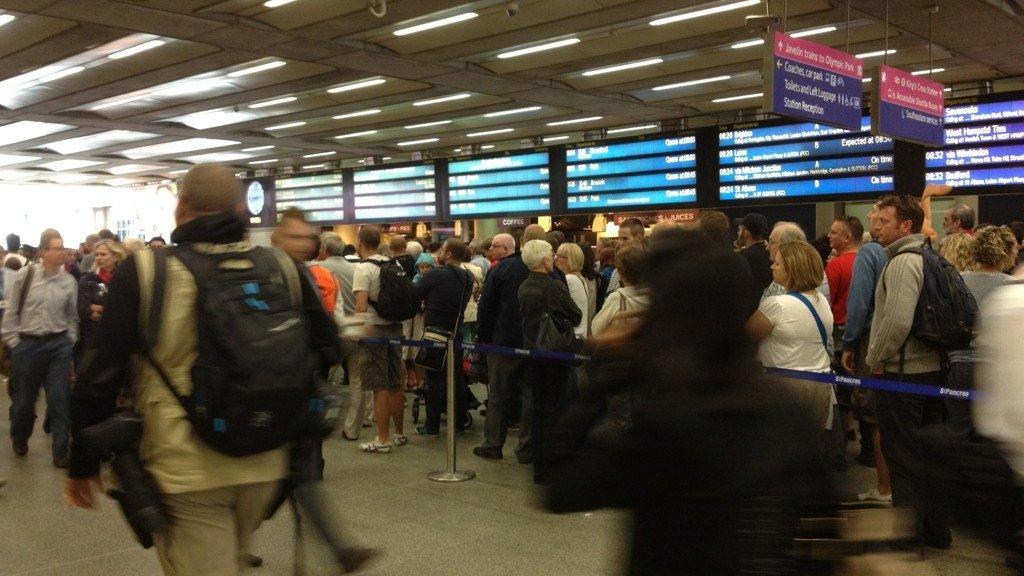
825, 215, 864, 349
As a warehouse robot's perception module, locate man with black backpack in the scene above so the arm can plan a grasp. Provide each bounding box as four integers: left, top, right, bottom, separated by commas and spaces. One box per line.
63, 165, 343, 575
866, 194, 976, 550
353, 225, 419, 454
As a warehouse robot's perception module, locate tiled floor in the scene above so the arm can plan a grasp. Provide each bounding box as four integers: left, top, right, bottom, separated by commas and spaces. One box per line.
0, 382, 1015, 575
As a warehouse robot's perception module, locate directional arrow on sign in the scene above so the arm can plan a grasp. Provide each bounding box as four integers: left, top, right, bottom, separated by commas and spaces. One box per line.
777, 60, 782, 69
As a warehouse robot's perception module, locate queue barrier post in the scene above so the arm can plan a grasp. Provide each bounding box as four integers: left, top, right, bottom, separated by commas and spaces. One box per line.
427, 337, 476, 483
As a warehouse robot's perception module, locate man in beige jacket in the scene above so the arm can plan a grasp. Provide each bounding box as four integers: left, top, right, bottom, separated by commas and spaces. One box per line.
63, 165, 342, 575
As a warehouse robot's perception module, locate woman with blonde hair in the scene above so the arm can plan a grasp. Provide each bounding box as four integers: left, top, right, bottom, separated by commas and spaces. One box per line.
747, 241, 837, 437
76, 239, 125, 360
555, 242, 595, 340
938, 232, 976, 273
946, 225, 1020, 434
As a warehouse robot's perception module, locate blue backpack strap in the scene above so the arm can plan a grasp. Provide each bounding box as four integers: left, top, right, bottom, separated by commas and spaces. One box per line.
788, 291, 829, 352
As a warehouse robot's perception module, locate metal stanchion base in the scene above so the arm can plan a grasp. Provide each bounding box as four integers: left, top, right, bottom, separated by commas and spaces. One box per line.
427, 470, 477, 483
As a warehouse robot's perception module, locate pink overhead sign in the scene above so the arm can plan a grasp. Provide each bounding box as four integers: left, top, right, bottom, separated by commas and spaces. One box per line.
766, 31, 864, 130
773, 32, 863, 78
871, 64, 945, 147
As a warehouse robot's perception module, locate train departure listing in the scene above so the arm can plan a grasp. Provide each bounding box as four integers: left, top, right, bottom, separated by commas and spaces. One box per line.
565, 136, 697, 210
353, 162, 437, 222
448, 151, 551, 217
718, 117, 894, 201
275, 173, 344, 223
927, 97, 1024, 190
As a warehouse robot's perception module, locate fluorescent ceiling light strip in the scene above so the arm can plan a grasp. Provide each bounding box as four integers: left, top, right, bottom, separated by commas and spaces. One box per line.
543, 136, 569, 142
484, 106, 542, 118
108, 39, 166, 60
733, 25, 837, 48
264, 0, 297, 7
481, 145, 495, 149
241, 145, 275, 152
856, 49, 896, 59
582, 58, 663, 77
712, 92, 763, 103
249, 159, 279, 165
327, 78, 386, 93
266, 121, 306, 130
650, 0, 761, 26
39, 159, 104, 171
547, 116, 603, 126
653, 75, 731, 91
467, 128, 513, 137
606, 124, 659, 134
731, 39, 764, 49
302, 163, 326, 170
405, 120, 452, 129
911, 68, 945, 76
0, 121, 74, 145
92, 94, 149, 110
108, 164, 163, 175
121, 138, 239, 160
333, 109, 381, 120
249, 96, 297, 109
497, 38, 581, 59
155, 79, 229, 97
398, 138, 439, 146
38, 66, 84, 83
413, 93, 471, 106
394, 12, 477, 36
383, 156, 392, 160
227, 61, 286, 78
303, 151, 335, 158
335, 130, 377, 139
169, 169, 188, 175
106, 178, 135, 186
0, 14, 16, 26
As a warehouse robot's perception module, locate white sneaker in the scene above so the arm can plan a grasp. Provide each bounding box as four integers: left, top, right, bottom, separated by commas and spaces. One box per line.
858, 488, 893, 504
359, 439, 392, 454
392, 434, 408, 447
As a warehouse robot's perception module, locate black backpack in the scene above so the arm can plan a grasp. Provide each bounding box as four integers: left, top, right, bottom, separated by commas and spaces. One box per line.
892, 245, 978, 352
364, 258, 419, 322
146, 246, 317, 457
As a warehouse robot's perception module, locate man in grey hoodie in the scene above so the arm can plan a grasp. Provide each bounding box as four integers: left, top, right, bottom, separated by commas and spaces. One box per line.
865, 194, 951, 549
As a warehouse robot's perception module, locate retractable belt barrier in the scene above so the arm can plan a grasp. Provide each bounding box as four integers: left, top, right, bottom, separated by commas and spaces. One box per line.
351, 336, 977, 401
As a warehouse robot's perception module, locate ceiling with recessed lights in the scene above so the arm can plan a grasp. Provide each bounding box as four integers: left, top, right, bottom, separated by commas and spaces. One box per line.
0, 0, 1019, 187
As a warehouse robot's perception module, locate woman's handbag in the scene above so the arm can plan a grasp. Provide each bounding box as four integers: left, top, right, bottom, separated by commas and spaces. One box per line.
415, 326, 453, 372
414, 266, 472, 372
536, 282, 577, 353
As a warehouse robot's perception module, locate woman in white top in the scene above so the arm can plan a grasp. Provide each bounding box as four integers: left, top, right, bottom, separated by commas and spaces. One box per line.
555, 242, 594, 339
746, 240, 836, 431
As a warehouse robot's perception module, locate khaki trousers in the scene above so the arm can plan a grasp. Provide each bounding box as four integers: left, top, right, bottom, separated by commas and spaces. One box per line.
154, 480, 281, 576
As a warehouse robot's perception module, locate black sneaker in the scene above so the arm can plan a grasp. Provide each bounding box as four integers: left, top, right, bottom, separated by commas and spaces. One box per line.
473, 446, 503, 460
415, 427, 439, 437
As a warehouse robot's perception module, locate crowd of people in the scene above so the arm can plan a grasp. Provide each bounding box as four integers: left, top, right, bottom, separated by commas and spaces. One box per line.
2, 164, 1024, 574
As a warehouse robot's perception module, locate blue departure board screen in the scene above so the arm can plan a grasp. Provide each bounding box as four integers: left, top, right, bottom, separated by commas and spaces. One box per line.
448, 151, 551, 217
719, 117, 894, 201
925, 97, 1024, 189
565, 135, 697, 210
274, 173, 344, 223
352, 163, 437, 222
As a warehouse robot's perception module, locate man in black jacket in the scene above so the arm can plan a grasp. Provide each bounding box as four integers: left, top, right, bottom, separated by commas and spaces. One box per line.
473, 233, 530, 461
63, 165, 342, 575
737, 213, 772, 296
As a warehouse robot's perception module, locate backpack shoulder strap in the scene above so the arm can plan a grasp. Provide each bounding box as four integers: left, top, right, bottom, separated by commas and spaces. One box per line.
134, 248, 187, 404
16, 263, 35, 317
265, 247, 301, 307
788, 291, 829, 352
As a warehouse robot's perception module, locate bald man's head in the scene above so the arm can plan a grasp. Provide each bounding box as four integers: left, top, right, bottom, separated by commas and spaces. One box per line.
176, 164, 241, 224
522, 224, 546, 243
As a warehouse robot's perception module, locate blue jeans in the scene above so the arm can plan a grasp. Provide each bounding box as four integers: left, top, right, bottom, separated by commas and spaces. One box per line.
9, 335, 72, 460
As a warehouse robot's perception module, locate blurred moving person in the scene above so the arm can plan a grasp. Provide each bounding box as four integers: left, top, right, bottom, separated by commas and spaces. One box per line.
64, 165, 342, 575
549, 228, 834, 576
1, 229, 77, 468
